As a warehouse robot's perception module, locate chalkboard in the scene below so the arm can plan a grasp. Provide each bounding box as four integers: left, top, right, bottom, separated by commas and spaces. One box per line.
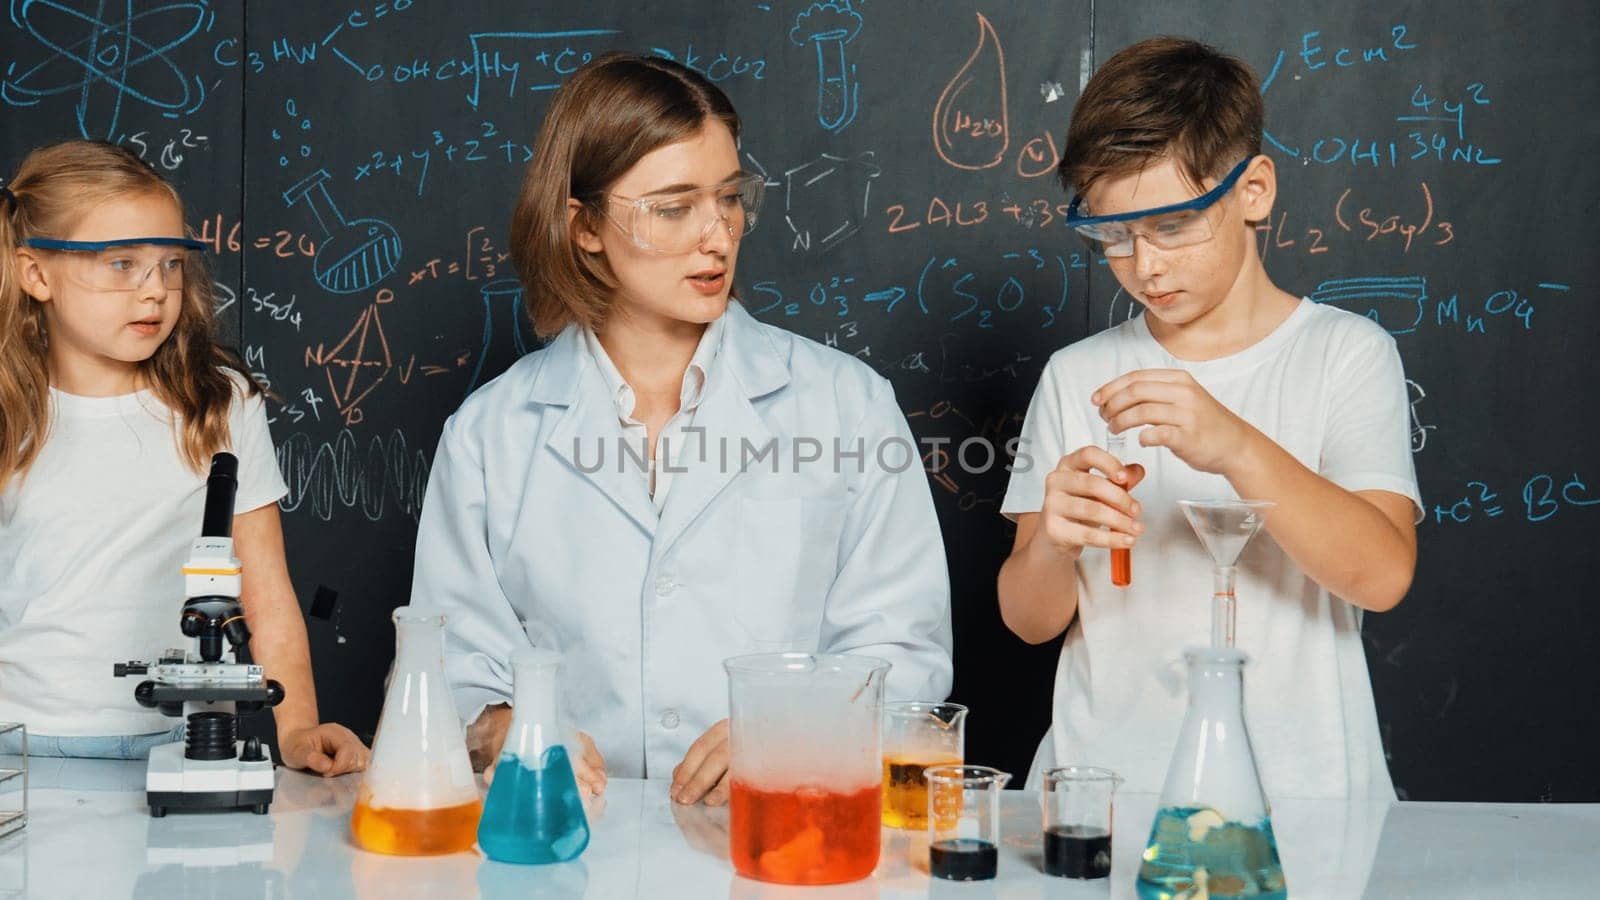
3, 2, 1595, 802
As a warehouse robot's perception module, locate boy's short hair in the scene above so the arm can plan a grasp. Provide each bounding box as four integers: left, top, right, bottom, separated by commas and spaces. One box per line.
510, 53, 740, 337
1057, 37, 1263, 198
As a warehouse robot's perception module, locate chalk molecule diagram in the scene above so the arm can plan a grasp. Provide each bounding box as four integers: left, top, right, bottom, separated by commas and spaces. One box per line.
2, 0, 214, 140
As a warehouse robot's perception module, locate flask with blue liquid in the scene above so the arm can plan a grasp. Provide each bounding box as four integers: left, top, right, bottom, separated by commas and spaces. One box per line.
476, 646, 590, 864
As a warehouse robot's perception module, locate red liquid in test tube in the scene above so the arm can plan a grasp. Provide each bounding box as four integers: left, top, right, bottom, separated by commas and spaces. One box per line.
1107, 432, 1131, 587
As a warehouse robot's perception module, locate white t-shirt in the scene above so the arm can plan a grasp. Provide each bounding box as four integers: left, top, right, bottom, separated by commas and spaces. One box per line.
1000, 300, 1421, 801
0, 375, 287, 736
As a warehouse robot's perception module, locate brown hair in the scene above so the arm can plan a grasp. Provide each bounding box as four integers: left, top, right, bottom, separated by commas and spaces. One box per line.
0, 140, 254, 486
510, 53, 742, 337
1057, 37, 1263, 197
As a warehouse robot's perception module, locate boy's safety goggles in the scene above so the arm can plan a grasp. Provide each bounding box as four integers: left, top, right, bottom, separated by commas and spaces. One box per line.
24, 236, 207, 292
1064, 158, 1250, 257
595, 174, 765, 254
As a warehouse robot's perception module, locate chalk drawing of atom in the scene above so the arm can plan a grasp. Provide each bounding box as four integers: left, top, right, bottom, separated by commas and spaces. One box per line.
2, 0, 213, 140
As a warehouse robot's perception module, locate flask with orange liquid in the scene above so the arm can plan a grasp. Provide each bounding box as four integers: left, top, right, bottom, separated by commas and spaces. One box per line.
350, 606, 481, 855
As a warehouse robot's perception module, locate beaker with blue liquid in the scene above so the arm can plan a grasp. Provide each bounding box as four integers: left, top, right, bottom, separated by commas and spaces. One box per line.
476, 647, 590, 864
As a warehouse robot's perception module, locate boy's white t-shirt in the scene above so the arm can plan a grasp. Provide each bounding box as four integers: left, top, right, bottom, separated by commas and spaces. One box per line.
0, 375, 287, 736
1001, 299, 1421, 801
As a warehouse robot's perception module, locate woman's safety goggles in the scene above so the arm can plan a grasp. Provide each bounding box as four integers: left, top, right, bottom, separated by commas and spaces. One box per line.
24, 236, 207, 292
596, 174, 765, 254
1064, 159, 1249, 257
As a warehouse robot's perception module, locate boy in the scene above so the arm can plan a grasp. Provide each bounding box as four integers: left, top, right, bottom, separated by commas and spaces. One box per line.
997, 37, 1420, 800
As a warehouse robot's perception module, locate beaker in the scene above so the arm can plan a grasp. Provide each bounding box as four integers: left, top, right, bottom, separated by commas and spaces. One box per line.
1178, 500, 1275, 648
477, 647, 590, 864
350, 606, 480, 855
724, 652, 890, 885
1041, 766, 1122, 879
881, 701, 966, 829
924, 764, 1011, 881
1138, 647, 1286, 899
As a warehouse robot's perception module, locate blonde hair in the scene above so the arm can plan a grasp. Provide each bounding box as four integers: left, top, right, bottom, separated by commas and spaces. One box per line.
0, 140, 254, 486
510, 53, 742, 337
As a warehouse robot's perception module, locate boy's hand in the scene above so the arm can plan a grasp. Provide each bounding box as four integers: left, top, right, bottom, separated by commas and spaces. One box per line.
1034, 447, 1146, 557
1094, 369, 1256, 475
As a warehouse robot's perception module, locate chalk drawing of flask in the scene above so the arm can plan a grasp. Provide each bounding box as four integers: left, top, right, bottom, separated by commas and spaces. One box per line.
791, 2, 863, 133
282, 169, 402, 294
468, 278, 531, 391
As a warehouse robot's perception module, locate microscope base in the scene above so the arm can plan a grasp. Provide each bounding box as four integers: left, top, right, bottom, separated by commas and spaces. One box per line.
145, 741, 276, 817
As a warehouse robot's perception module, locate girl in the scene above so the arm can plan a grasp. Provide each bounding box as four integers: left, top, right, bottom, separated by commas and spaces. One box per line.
0, 140, 368, 775
410, 54, 954, 805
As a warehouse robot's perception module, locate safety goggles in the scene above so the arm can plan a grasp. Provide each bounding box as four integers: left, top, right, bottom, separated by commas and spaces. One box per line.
1064, 158, 1250, 257
23, 236, 207, 292
596, 174, 765, 254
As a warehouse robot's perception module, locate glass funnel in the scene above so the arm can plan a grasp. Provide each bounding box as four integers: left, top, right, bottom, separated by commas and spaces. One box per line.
350, 606, 481, 855
1177, 500, 1274, 648
1138, 647, 1285, 899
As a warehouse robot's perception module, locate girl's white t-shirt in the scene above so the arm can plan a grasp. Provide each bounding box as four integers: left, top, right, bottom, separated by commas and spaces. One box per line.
1001, 300, 1421, 800
0, 376, 287, 736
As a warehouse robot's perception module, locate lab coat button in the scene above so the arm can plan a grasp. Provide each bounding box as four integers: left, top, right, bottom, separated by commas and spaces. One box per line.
661, 709, 680, 729
654, 576, 675, 597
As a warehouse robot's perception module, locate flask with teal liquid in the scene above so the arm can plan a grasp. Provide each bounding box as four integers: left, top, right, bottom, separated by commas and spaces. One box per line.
477, 647, 590, 864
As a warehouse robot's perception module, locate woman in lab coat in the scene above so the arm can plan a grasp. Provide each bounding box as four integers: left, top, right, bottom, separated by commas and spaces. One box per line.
409, 54, 953, 806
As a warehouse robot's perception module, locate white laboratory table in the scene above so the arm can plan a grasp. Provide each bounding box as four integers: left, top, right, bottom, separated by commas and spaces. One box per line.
0, 759, 1596, 899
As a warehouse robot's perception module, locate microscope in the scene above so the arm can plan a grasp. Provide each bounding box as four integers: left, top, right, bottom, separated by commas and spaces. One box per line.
115, 452, 284, 817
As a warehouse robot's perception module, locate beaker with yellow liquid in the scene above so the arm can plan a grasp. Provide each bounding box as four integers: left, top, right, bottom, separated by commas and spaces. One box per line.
881, 701, 966, 829
350, 606, 481, 855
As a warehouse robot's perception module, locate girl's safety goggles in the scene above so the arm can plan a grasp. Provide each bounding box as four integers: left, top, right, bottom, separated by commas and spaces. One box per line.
24, 236, 207, 292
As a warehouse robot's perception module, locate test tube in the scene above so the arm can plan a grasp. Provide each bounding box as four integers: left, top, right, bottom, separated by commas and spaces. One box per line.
1106, 431, 1131, 587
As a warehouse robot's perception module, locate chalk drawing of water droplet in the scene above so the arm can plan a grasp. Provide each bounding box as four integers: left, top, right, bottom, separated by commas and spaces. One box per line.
932, 12, 1010, 171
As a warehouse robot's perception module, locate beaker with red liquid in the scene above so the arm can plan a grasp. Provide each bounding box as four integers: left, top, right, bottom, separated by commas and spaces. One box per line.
724, 653, 890, 885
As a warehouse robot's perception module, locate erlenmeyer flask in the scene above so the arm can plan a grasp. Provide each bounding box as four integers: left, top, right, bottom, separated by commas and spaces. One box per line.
1138, 647, 1286, 899
350, 606, 481, 855
477, 647, 590, 864
281, 168, 402, 294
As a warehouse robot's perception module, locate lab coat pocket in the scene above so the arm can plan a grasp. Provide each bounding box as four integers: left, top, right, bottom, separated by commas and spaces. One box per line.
734, 496, 839, 644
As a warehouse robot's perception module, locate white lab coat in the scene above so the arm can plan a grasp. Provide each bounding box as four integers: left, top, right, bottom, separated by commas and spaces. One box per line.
409, 301, 953, 778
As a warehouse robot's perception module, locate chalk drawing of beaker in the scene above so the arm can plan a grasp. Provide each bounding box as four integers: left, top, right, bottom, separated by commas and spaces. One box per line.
468, 278, 531, 391
282, 169, 402, 294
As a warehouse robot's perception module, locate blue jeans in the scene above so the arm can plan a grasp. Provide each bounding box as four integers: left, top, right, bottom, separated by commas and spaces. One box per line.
0, 724, 185, 760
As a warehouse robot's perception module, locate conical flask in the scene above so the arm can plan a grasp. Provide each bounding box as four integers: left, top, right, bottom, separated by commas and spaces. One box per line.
1137, 647, 1286, 899
350, 606, 481, 855
477, 647, 590, 864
